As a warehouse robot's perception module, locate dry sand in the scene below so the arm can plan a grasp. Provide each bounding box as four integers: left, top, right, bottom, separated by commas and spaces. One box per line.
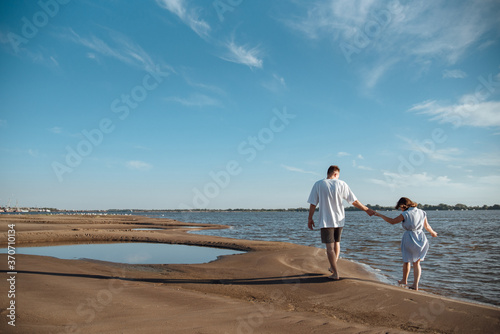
1, 214, 499, 333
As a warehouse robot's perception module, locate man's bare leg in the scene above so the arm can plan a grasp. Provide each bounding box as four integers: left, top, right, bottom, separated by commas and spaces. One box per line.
326, 243, 339, 279
411, 260, 421, 290
399, 262, 410, 285
334, 241, 340, 261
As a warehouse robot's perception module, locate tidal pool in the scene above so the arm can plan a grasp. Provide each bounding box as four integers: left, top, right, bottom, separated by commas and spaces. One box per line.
0, 243, 245, 264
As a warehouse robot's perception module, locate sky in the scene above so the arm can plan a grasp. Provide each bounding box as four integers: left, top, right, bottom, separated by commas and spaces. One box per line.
0, 0, 499, 210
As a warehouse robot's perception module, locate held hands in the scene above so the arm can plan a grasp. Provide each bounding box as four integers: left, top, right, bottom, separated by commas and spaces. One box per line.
365, 208, 376, 216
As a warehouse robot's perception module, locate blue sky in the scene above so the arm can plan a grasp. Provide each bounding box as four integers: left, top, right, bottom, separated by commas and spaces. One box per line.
0, 0, 499, 210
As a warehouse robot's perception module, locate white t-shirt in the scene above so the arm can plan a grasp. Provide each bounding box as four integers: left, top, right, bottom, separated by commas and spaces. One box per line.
307, 178, 358, 228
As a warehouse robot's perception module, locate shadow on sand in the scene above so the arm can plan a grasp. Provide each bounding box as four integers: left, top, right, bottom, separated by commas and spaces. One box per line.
1, 270, 375, 286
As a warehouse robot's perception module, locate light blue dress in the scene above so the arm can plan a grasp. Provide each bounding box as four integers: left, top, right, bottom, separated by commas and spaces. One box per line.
401, 207, 429, 263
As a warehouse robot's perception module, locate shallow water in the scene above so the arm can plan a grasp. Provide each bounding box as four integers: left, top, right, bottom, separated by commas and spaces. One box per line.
0, 242, 245, 264
139, 210, 500, 307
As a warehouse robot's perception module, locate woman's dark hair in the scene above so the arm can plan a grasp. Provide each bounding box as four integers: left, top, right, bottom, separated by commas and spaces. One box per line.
395, 197, 418, 210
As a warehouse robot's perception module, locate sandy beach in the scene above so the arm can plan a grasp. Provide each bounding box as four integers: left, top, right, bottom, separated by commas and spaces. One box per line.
1, 215, 499, 333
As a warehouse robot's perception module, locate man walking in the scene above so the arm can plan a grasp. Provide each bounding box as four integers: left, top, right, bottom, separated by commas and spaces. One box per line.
308, 165, 374, 279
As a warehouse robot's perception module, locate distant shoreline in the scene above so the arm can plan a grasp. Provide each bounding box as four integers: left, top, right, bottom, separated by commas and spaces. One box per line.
1, 214, 499, 333
2, 203, 499, 214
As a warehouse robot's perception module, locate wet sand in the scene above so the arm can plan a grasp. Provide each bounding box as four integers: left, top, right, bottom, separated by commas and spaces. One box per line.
1, 214, 499, 333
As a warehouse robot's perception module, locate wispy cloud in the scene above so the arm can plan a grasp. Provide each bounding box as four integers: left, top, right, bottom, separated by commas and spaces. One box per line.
465, 152, 500, 167
410, 98, 500, 128
281, 165, 320, 176
155, 0, 211, 38
262, 73, 287, 92
410, 69, 500, 128
370, 171, 459, 189
126, 160, 152, 171
181, 73, 226, 96
397, 135, 462, 162
220, 39, 263, 69
285, 0, 499, 86
443, 69, 467, 79
155, 1, 264, 71
165, 93, 221, 107
61, 27, 165, 73
363, 58, 399, 88
337, 152, 350, 157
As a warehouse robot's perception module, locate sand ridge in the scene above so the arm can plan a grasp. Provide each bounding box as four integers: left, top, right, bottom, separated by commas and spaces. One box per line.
1, 214, 499, 333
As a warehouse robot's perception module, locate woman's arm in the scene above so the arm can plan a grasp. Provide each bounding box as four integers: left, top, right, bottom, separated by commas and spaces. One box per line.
374, 212, 404, 225
424, 218, 438, 237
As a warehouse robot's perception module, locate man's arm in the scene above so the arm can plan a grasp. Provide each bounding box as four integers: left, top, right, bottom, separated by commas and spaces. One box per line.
308, 204, 316, 230
352, 200, 375, 216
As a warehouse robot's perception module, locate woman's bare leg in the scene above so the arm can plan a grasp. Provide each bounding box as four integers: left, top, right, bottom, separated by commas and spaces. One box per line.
399, 262, 410, 285
411, 260, 421, 290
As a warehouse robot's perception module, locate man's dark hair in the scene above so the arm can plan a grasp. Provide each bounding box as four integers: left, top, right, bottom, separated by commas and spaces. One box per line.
327, 165, 340, 176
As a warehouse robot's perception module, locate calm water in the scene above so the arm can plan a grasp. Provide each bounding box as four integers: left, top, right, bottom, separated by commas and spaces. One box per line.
139, 210, 500, 307
0, 243, 244, 264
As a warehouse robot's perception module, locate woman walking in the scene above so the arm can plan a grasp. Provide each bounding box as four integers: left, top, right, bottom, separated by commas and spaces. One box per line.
375, 197, 438, 290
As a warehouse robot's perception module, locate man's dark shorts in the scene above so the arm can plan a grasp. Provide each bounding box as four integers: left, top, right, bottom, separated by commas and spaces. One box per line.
321, 227, 343, 243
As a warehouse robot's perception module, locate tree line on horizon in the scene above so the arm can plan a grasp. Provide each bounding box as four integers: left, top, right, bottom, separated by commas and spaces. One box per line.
102, 203, 498, 212
4, 203, 499, 213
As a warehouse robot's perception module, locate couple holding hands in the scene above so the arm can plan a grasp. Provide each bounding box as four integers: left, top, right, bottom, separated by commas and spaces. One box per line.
308, 165, 438, 290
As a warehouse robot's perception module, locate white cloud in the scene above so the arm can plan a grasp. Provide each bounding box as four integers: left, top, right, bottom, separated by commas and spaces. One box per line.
220, 39, 263, 69
370, 171, 457, 189
337, 152, 350, 157
281, 165, 320, 175
442, 69, 467, 79
156, 0, 210, 38
286, 0, 499, 85
126, 160, 152, 171
165, 93, 220, 107
410, 70, 500, 128
410, 98, 500, 128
